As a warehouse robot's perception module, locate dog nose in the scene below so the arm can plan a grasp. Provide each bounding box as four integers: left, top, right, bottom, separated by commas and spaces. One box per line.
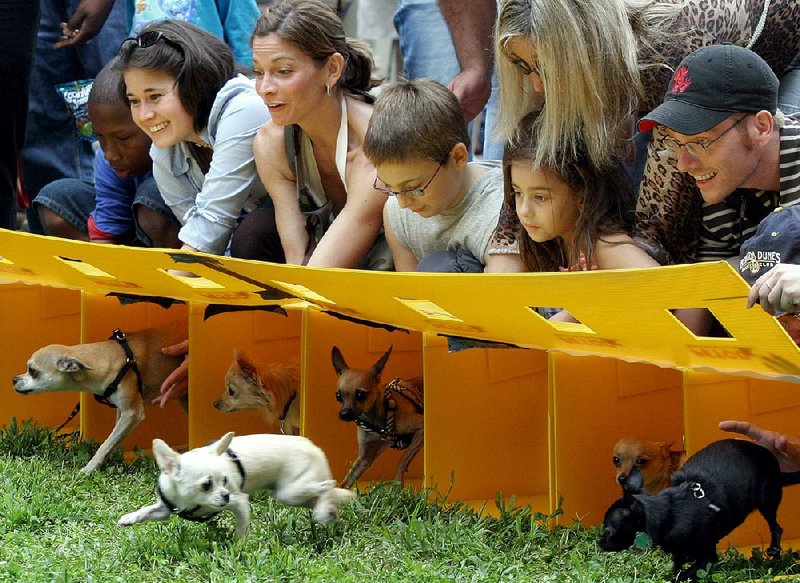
222, 491, 230, 504
617, 475, 627, 485
339, 408, 354, 421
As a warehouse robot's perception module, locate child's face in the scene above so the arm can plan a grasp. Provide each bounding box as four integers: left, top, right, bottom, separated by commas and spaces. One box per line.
124, 68, 196, 148
89, 101, 152, 178
510, 161, 580, 244
375, 155, 462, 218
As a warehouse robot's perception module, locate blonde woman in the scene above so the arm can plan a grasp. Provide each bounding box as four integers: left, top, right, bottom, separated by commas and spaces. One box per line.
491, 0, 800, 264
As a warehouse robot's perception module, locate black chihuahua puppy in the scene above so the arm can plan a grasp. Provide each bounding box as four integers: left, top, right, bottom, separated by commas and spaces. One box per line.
598, 439, 800, 581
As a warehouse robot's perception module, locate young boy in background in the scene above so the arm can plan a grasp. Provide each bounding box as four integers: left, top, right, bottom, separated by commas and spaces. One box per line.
363, 78, 522, 272
35, 57, 180, 247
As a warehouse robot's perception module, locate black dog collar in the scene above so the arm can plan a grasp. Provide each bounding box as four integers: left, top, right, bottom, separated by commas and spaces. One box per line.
94, 329, 143, 408
279, 392, 297, 435
158, 447, 247, 522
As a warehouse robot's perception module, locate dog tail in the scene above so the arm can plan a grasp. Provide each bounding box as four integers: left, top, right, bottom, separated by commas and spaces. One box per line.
781, 471, 800, 486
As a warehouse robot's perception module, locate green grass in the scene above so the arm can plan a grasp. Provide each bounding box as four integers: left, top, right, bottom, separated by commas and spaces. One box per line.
1, 420, 799, 582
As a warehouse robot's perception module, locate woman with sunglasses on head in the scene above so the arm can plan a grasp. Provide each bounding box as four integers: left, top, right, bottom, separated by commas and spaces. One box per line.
489, 0, 800, 266
228, 0, 391, 270
118, 20, 268, 257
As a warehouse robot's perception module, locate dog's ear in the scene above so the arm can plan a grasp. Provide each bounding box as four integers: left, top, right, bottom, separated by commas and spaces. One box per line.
56, 356, 89, 373
214, 431, 235, 454
331, 346, 348, 375
233, 348, 258, 379
152, 438, 180, 474
370, 345, 393, 380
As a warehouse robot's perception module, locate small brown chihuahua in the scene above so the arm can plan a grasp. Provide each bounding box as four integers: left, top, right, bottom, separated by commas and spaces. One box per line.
612, 437, 683, 494
332, 345, 423, 488
214, 349, 301, 436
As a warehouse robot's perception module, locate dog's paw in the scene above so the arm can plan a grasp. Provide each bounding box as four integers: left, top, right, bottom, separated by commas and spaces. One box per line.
118, 511, 141, 526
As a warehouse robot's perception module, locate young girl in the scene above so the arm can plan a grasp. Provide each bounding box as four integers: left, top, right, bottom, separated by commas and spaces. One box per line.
119, 20, 268, 257
502, 111, 658, 320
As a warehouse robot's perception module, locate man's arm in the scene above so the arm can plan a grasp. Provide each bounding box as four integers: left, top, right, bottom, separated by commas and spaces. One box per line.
438, 0, 496, 121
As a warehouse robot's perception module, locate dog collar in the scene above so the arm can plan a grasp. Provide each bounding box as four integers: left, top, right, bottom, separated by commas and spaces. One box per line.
157, 485, 217, 523
226, 448, 246, 489
689, 481, 721, 513
95, 329, 144, 408
353, 378, 423, 450
279, 391, 297, 435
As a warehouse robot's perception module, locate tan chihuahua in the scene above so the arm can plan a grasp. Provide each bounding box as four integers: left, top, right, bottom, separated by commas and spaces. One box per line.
612, 437, 683, 494
214, 349, 300, 435
13, 324, 186, 472
332, 345, 423, 488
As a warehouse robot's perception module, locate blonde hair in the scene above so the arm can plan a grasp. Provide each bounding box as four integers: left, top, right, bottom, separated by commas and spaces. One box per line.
495, 0, 681, 169
363, 78, 469, 165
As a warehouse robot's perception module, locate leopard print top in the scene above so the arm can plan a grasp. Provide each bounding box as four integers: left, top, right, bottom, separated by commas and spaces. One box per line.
490, 0, 800, 265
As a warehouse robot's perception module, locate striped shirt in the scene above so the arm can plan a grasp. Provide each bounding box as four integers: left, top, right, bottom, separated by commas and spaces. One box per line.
698, 115, 800, 262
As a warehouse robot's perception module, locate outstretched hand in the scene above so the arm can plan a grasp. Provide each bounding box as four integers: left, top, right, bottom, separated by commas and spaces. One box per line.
719, 419, 800, 472
153, 340, 189, 408
53, 0, 116, 49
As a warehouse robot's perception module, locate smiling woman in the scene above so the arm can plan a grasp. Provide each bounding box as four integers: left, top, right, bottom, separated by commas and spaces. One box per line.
118, 20, 269, 257
492, 0, 800, 265
228, 0, 392, 270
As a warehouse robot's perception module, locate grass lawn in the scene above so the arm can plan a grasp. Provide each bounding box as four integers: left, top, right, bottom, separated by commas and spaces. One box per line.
1, 420, 799, 582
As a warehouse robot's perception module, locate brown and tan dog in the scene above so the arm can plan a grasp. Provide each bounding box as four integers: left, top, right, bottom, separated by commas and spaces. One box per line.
214, 349, 301, 435
612, 437, 683, 494
12, 324, 186, 472
332, 345, 423, 488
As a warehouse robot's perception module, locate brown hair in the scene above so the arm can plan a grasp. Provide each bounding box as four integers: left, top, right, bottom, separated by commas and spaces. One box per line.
504, 110, 634, 271
253, 0, 378, 93
118, 20, 235, 133
363, 78, 468, 165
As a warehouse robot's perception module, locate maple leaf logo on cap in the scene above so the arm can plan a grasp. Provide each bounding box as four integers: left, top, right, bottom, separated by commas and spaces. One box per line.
671, 66, 691, 94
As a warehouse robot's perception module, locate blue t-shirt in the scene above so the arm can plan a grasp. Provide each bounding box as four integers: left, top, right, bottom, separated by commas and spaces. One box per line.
90, 149, 153, 239
127, 0, 260, 67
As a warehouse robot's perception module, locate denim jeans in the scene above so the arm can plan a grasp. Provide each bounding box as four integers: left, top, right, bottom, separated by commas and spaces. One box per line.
0, 0, 39, 229
778, 52, 800, 115
36, 175, 178, 246
21, 0, 127, 234
393, 0, 500, 159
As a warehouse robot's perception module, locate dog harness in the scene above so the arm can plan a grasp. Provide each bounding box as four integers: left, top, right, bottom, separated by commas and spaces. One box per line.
158, 448, 247, 522
354, 378, 423, 450
279, 391, 297, 435
94, 329, 143, 408
688, 481, 721, 514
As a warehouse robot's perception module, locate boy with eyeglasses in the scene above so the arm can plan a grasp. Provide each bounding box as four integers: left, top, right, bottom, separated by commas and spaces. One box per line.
363, 78, 523, 272
636, 44, 800, 265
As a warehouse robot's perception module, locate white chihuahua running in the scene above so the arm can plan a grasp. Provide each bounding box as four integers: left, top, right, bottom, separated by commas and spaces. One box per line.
119, 432, 355, 537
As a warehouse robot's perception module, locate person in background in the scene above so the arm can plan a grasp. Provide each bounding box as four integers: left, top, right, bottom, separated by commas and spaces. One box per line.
127, 0, 260, 70
21, 0, 128, 235
0, 0, 39, 230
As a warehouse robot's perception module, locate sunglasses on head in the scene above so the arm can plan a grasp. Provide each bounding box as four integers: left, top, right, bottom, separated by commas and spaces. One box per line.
120, 30, 183, 53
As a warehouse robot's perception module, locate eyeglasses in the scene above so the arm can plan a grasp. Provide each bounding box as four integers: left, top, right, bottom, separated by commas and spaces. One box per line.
374, 162, 444, 198
120, 30, 183, 54
509, 55, 539, 77
660, 115, 749, 157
